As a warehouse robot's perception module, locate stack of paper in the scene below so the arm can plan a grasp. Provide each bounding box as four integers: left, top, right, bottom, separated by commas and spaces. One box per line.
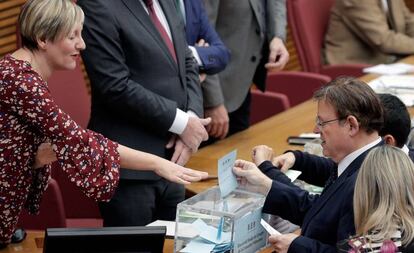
180, 219, 233, 253
363, 63, 414, 75
368, 75, 414, 106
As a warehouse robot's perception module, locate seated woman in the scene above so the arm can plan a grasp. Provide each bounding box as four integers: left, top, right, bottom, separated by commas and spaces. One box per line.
0, 0, 207, 245
338, 146, 414, 252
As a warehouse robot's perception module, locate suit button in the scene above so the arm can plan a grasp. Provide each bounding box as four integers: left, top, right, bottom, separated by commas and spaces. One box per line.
251, 56, 256, 62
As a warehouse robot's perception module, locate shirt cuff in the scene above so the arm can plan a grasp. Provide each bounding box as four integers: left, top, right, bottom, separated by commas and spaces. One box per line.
188, 46, 203, 66
168, 108, 189, 135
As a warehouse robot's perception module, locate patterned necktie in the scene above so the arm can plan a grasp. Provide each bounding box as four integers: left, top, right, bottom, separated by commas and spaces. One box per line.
143, 0, 177, 63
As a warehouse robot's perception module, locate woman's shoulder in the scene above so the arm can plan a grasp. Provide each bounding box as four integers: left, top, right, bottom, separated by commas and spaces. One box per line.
0, 54, 44, 88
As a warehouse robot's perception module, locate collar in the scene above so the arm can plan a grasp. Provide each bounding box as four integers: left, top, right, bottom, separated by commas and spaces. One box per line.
401, 144, 410, 155
337, 137, 382, 177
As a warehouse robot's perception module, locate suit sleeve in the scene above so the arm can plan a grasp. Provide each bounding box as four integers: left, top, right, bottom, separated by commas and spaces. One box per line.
267, 0, 287, 42
339, 0, 414, 55
291, 151, 336, 187
79, 1, 179, 133
184, 45, 204, 117
194, 0, 230, 75
263, 180, 319, 226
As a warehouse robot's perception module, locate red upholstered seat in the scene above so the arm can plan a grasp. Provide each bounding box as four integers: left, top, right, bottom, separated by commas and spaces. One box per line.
266, 71, 331, 107
18, 179, 67, 230
250, 89, 290, 125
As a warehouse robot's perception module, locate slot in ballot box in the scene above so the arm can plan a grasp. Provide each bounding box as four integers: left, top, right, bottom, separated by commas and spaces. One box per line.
174, 186, 267, 253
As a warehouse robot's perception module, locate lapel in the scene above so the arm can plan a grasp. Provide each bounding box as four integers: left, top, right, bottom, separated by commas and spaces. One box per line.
249, 0, 266, 34
301, 142, 381, 232
386, 0, 397, 31
121, 0, 179, 70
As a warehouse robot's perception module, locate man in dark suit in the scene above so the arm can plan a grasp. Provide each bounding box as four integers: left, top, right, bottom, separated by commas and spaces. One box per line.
78, 0, 210, 226
379, 93, 414, 161
234, 77, 384, 253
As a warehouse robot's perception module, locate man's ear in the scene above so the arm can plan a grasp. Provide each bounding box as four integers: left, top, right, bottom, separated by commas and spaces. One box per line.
347, 115, 359, 136
383, 134, 397, 146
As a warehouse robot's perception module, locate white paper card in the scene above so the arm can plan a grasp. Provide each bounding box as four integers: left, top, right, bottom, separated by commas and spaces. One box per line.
218, 149, 238, 198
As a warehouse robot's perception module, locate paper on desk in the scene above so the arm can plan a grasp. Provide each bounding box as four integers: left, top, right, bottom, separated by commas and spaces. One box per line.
146, 220, 198, 238
218, 150, 238, 198
369, 75, 414, 106
285, 170, 302, 182
363, 63, 414, 75
299, 133, 320, 138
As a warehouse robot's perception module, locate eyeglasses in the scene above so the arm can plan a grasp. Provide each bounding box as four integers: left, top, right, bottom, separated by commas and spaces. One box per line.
315, 117, 344, 130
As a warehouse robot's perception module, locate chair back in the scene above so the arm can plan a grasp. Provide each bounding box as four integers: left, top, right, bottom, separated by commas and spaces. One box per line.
250, 89, 290, 125
17, 179, 67, 229
287, 0, 335, 73
266, 71, 331, 107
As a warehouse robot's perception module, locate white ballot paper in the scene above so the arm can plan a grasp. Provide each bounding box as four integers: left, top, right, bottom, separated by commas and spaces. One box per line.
218, 150, 238, 198
260, 218, 281, 236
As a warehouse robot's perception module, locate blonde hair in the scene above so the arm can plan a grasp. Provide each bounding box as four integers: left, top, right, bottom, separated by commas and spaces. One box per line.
18, 0, 84, 50
354, 145, 414, 245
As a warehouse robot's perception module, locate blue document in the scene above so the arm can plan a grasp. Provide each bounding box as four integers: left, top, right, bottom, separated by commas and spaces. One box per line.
218, 150, 238, 198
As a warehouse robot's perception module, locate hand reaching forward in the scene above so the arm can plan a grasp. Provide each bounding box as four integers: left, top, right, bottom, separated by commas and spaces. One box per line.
252, 145, 274, 166
272, 152, 296, 172
154, 157, 209, 185
33, 142, 57, 169
232, 159, 272, 195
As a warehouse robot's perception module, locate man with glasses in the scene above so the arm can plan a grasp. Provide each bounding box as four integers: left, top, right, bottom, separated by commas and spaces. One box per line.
233, 77, 384, 253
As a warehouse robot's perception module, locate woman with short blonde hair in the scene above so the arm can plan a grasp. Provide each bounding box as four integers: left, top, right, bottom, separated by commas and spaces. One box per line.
0, 0, 207, 246
339, 145, 414, 252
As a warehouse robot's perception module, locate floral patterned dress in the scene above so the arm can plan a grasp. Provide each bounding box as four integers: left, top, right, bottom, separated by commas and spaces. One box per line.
0, 55, 121, 243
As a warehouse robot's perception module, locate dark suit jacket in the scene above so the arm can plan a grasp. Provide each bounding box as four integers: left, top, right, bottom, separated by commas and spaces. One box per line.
261, 147, 379, 253
78, 0, 202, 180
184, 0, 229, 75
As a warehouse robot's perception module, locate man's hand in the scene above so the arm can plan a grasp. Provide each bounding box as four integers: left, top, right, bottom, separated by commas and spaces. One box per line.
33, 143, 57, 169
196, 38, 209, 47
269, 233, 299, 253
272, 152, 296, 172
232, 159, 272, 195
252, 145, 274, 166
265, 37, 289, 71
205, 104, 229, 139
170, 137, 193, 166
180, 117, 211, 152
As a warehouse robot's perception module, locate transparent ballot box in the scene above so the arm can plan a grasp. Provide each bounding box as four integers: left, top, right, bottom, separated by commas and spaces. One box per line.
174, 186, 267, 253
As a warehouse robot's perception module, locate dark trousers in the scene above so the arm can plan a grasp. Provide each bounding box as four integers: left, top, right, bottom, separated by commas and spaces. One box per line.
98, 178, 184, 226
228, 91, 251, 136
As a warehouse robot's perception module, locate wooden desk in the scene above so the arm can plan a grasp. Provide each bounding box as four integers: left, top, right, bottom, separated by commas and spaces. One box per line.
186, 55, 414, 195
0, 231, 274, 253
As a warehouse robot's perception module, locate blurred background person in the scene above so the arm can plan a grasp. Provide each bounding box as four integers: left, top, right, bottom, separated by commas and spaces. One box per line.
379, 93, 414, 160
0, 0, 207, 246
325, 0, 414, 65
203, 0, 289, 139
338, 146, 414, 252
